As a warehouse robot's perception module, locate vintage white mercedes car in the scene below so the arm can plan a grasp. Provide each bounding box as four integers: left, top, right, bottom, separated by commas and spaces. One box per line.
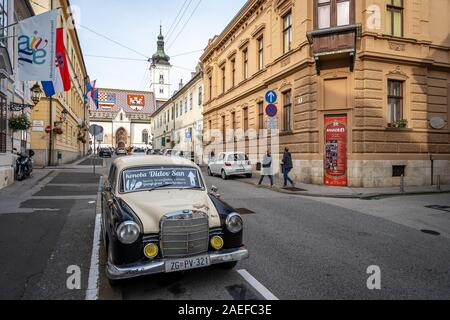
102, 156, 249, 285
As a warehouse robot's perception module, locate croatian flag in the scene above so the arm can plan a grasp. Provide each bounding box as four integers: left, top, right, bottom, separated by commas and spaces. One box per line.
42, 28, 71, 97
85, 80, 96, 101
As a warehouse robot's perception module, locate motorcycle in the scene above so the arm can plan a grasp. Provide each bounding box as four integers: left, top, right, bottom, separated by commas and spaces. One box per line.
14, 149, 35, 181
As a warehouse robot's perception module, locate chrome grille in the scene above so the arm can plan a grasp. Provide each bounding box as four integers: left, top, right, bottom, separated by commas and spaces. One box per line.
160, 210, 209, 258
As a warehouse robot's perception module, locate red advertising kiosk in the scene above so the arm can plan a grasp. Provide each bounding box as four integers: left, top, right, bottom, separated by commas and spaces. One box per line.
324, 115, 348, 187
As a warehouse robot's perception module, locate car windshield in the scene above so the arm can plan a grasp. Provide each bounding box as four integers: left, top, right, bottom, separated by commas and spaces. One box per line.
122, 166, 204, 193
228, 154, 248, 161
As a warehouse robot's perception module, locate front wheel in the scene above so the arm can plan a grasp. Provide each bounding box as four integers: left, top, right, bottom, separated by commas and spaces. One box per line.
245, 174, 252, 179
221, 170, 228, 180
16, 167, 24, 181
208, 167, 213, 176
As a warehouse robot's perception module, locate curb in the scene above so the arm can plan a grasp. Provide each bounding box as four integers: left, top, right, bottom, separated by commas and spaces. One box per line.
236, 178, 450, 200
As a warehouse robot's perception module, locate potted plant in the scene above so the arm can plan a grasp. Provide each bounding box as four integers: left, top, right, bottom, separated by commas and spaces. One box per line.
397, 119, 408, 128
9, 114, 31, 131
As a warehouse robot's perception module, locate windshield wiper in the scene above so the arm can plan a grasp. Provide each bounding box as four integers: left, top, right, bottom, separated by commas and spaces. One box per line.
148, 183, 175, 191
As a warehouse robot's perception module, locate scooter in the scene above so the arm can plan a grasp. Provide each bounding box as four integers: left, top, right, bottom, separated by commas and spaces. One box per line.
14, 149, 35, 181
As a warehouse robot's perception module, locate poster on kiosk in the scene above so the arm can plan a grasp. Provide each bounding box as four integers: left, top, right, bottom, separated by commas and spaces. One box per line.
324, 115, 348, 187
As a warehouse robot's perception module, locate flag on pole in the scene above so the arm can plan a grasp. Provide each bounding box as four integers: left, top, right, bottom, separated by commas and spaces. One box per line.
42, 28, 71, 97
18, 10, 57, 81
84, 80, 96, 101
92, 89, 99, 110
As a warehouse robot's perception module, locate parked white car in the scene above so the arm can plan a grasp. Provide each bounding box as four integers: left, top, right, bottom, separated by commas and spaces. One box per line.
208, 152, 252, 180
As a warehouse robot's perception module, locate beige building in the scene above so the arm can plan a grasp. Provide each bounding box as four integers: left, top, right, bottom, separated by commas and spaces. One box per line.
200, 0, 450, 187
152, 69, 204, 159
29, 0, 89, 167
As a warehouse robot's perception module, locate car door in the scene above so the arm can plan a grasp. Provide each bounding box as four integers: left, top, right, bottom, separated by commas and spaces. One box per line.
215, 153, 226, 174
210, 153, 222, 174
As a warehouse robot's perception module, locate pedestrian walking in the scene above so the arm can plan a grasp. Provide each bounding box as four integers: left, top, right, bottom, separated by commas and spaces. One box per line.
258, 151, 274, 187
281, 148, 295, 188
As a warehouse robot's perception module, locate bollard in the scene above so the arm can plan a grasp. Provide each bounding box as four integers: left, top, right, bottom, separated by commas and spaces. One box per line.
400, 175, 405, 193
436, 175, 441, 191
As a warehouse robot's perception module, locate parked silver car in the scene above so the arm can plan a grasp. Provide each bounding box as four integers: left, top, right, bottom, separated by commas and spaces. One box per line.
208, 152, 252, 180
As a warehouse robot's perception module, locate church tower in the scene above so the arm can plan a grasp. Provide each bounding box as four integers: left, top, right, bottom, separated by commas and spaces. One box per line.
150, 26, 171, 101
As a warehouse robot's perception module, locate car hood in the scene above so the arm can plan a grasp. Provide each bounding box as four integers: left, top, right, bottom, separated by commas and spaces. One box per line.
120, 190, 221, 233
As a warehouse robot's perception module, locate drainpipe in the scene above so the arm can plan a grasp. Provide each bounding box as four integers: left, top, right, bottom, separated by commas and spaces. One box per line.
429, 152, 434, 186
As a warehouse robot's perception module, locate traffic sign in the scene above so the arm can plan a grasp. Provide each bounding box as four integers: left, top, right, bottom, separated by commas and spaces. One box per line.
266, 117, 278, 130
89, 124, 103, 136
265, 90, 277, 104
265, 104, 278, 118
45, 125, 52, 134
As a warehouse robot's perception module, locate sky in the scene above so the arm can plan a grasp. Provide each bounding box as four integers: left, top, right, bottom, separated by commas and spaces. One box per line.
70, 0, 247, 92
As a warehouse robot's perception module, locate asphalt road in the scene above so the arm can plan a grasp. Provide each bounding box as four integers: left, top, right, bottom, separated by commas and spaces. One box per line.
98, 157, 450, 300
1, 155, 449, 300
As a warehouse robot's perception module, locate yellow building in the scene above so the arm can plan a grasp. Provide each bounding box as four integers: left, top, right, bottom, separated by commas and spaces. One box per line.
201, 0, 450, 187
30, 0, 89, 167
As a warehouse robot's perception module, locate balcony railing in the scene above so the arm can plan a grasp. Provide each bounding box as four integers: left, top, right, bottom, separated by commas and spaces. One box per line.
307, 24, 362, 74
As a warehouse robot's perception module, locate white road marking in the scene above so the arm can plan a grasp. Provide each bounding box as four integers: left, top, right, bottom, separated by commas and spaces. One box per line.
237, 269, 279, 300
86, 176, 104, 300
86, 213, 102, 300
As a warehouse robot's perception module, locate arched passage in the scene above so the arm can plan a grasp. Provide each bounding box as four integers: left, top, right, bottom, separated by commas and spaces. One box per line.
116, 128, 128, 149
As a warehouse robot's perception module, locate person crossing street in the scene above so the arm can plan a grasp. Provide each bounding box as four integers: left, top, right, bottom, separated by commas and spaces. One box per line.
258, 151, 274, 187
282, 148, 295, 188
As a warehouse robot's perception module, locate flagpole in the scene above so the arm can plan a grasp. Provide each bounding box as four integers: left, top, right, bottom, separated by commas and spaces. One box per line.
48, 0, 54, 167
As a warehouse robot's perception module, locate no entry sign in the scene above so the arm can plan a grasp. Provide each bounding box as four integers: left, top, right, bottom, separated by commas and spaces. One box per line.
265, 104, 278, 118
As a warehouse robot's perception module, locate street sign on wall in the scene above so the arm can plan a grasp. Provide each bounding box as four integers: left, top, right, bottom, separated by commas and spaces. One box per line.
265, 90, 277, 104
265, 104, 278, 118
266, 117, 278, 130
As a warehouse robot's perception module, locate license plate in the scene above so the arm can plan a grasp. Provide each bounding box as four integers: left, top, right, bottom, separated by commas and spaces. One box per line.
165, 255, 211, 273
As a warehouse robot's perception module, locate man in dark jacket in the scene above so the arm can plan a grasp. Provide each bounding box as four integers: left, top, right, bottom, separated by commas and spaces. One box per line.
282, 148, 295, 188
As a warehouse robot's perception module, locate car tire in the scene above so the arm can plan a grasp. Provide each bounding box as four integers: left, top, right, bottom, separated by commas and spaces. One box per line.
219, 261, 238, 270
221, 170, 228, 180
208, 167, 213, 176
246, 174, 252, 179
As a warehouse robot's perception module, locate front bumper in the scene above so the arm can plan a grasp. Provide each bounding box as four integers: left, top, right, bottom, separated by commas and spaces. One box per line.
106, 246, 249, 280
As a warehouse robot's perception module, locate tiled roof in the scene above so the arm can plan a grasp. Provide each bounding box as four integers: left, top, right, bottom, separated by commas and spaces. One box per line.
88, 88, 160, 115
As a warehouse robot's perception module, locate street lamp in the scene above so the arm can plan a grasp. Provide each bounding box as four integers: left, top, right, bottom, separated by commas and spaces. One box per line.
30, 82, 43, 106
60, 109, 69, 123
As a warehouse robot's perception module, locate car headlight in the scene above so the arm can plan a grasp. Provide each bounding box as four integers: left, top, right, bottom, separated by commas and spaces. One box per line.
225, 213, 243, 233
116, 221, 141, 244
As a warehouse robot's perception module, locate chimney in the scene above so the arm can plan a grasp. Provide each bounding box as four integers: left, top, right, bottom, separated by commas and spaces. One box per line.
179, 79, 183, 90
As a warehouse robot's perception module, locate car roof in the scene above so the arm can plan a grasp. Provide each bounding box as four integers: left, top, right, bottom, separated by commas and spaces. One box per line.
112, 155, 199, 171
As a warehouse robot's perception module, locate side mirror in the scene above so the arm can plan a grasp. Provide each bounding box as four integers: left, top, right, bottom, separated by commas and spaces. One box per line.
211, 185, 218, 193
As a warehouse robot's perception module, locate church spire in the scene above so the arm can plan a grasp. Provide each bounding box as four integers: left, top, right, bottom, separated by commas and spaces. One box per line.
152, 25, 170, 66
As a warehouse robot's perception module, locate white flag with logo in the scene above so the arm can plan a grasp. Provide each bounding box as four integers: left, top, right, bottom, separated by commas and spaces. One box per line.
17, 10, 57, 81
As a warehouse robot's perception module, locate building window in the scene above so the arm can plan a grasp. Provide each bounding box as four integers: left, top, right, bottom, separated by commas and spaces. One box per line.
231, 59, 236, 87
0, 95, 6, 153
190, 93, 193, 110
185, 97, 188, 113
198, 86, 203, 105
257, 36, 264, 71
142, 130, 149, 144
243, 49, 248, 80
159, 74, 164, 84
243, 108, 249, 132
388, 80, 403, 124
258, 101, 264, 130
221, 65, 226, 94
386, 0, 403, 37
283, 90, 292, 132
283, 12, 292, 53
0, 0, 8, 47
208, 73, 212, 100
180, 102, 183, 116
160, 88, 164, 94
175, 103, 178, 118
172, 106, 175, 120
315, 0, 354, 29
222, 115, 226, 143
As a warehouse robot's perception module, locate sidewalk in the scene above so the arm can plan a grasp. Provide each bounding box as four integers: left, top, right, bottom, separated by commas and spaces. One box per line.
43, 155, 105, 170
233, 172, 450, 199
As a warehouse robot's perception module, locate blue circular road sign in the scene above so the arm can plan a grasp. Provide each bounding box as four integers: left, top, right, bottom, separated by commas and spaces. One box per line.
265, 104, 278, 118
265, 90, 277, 104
